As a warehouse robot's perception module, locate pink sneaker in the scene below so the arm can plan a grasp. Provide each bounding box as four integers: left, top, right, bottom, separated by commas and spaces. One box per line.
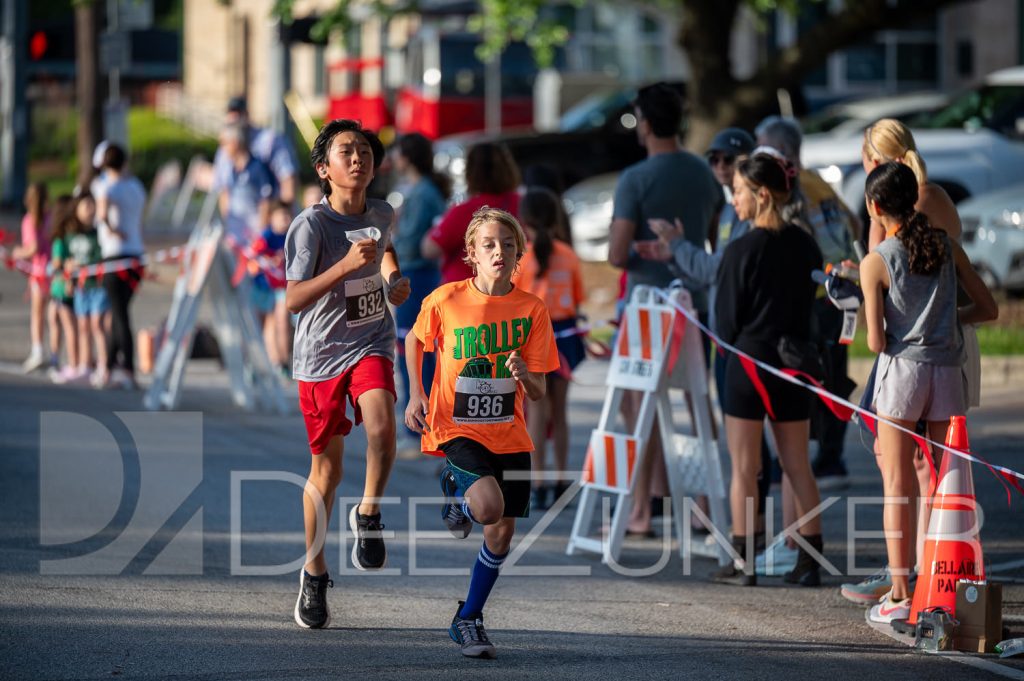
868, 590, 911, 624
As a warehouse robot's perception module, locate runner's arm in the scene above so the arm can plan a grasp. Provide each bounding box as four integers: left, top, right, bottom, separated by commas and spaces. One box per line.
505, 351, 545, 401
404, 332, 430, 433
382, 244, 410, 305
952, 241, 998, 326
860, 252, 888, 354
285, 238, 377, 313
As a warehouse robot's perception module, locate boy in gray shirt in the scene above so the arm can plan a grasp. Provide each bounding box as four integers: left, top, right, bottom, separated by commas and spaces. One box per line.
284, 119, 411, 629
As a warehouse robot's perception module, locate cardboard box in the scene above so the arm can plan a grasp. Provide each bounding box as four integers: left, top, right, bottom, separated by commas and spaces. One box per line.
953, 581, 1002, 654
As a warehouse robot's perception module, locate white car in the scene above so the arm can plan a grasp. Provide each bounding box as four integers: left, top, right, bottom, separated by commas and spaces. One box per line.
562, 172, 618, 262
802, 65, 1024, 222
801, 91, 949, 137
958, 182, 1024, 291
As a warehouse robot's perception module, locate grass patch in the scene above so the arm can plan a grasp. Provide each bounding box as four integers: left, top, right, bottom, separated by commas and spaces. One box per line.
848, 324, 1024, 357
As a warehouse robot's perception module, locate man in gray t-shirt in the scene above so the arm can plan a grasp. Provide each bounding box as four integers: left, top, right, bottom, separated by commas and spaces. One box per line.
609, 83, 722, 313
283, 120, 411, 629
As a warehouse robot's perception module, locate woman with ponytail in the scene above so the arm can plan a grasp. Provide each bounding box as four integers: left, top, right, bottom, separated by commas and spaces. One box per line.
713, 152, 825, 588
859, 162, 997, 624
862, 119, 961, 247
514, 187, 585, 510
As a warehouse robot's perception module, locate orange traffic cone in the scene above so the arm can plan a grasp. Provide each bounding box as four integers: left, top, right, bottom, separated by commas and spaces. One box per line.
908, 415, 986, 624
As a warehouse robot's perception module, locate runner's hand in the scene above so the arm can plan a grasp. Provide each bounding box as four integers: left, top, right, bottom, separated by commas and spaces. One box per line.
340, 238, 376, 272
405, 394, 430, 434
387, 274, 411, 305
635, 239, 672, 262
505, 350, 527, 382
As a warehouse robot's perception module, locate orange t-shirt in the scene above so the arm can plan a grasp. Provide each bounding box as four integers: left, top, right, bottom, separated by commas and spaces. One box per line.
412, 279, 559, 455
514, 240, 584, 322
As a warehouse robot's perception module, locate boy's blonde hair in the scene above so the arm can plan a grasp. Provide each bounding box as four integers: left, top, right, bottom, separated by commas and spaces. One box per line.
863, 118, 928, 185
462, 206, 527, 273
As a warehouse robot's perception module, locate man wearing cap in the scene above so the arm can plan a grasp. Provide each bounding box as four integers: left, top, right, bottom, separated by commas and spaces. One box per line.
212, 96, 298, 205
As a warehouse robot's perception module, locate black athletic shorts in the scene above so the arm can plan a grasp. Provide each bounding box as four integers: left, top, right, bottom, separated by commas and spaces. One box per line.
439, 437, 532, 518
723, 352, 811, 422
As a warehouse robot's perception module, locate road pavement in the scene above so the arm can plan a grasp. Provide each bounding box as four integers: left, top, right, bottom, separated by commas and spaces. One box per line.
1, 264, 1023, 680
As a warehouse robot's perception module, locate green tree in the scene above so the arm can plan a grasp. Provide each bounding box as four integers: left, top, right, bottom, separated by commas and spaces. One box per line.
272, 0, 975, 150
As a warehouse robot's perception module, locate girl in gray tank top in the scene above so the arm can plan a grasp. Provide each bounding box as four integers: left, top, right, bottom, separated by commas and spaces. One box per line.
858, 162, 998, 626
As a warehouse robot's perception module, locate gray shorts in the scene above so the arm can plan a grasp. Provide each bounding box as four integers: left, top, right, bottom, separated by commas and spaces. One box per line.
872, 353, 967, 422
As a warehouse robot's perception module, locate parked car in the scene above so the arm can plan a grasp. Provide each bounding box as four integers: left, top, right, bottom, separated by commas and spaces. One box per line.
802, 65, 1024, 225
801, 91, 949, 137
562, 172, 619, 262
958, 182, 1024, 292
433, 82, 686, 199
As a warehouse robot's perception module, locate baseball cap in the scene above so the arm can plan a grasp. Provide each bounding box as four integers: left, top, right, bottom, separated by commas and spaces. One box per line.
707, 128, 755, 156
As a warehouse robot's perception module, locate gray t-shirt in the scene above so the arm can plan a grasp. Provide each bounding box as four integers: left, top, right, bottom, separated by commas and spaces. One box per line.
285, 197, 397, 381
613, 151, 722, 310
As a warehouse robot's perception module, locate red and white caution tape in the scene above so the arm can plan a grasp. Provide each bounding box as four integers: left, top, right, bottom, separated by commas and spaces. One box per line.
651, 287, 1024, 499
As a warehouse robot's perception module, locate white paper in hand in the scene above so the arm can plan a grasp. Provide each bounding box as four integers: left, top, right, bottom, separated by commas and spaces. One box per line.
346, 227, 381, 244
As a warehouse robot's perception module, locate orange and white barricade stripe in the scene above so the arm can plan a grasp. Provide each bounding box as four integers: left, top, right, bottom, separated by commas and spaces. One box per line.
582, 431, 639, 493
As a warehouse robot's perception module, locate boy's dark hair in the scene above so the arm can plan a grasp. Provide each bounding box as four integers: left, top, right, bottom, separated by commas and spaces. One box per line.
102, 144, 127, 172
310, 119, 385, 196
866, 162, 948, 275
632, 83, 684, 139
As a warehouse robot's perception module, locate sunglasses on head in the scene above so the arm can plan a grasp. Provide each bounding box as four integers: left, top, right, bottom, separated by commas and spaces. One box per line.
707, 153, 736, 166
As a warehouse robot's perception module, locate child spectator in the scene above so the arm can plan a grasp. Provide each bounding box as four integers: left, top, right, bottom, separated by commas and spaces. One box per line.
14, 183, 51, 372
514, 187, 586, 510
860, 162, 997, 623
66, 193, 111, 388
250, 199, 293, 376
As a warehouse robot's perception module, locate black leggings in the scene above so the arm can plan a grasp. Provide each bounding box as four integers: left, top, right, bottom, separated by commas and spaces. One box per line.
103, 264, 141, 373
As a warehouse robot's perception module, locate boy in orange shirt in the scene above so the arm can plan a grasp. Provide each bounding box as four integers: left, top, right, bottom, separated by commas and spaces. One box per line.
405, 207, 558, 659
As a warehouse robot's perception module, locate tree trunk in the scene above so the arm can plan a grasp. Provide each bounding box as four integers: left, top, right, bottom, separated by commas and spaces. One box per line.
75, 0, 104, 190
678, 0, 978, 154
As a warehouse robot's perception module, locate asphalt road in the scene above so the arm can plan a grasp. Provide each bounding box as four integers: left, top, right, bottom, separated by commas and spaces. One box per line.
1, 265, 1023, 680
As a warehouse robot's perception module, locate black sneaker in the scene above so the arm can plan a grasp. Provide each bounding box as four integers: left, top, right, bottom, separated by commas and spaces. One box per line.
349, 506, 387, 570
448, 601, 496, 658
711, 561, 756, 587
294, 570, 333, 629
440, 467, 472, 539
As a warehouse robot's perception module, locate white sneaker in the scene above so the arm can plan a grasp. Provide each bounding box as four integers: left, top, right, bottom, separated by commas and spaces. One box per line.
868, 590, 912, 624
755, 534, 799, 576
22, 350, 45, 373
90, 369, 109, 389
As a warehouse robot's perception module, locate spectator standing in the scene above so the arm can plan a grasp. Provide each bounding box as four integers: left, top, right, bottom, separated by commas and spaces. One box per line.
217, 122, 274, 244
14, 183, 51, 372
95, 144, 146, 390
515, 187, 586, 510
713, 153, 824, 587
391, 133, 450, 457
422, 142, 520, 285
859, 162, 997, 622
213, 96, 298, 204
608, 82, 722, 536
755, 117, 861, 491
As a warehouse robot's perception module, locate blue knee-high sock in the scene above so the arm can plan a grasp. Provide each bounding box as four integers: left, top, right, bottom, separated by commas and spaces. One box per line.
459, 543, 507, 619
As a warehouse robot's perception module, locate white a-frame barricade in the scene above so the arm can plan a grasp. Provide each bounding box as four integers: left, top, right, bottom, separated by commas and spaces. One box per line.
566, 284, 729, 566
143, 219, 289, 414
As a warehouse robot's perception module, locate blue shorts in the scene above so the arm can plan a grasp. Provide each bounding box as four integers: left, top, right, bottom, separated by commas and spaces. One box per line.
250, 281, 276, 314
73, 287, 109, 317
